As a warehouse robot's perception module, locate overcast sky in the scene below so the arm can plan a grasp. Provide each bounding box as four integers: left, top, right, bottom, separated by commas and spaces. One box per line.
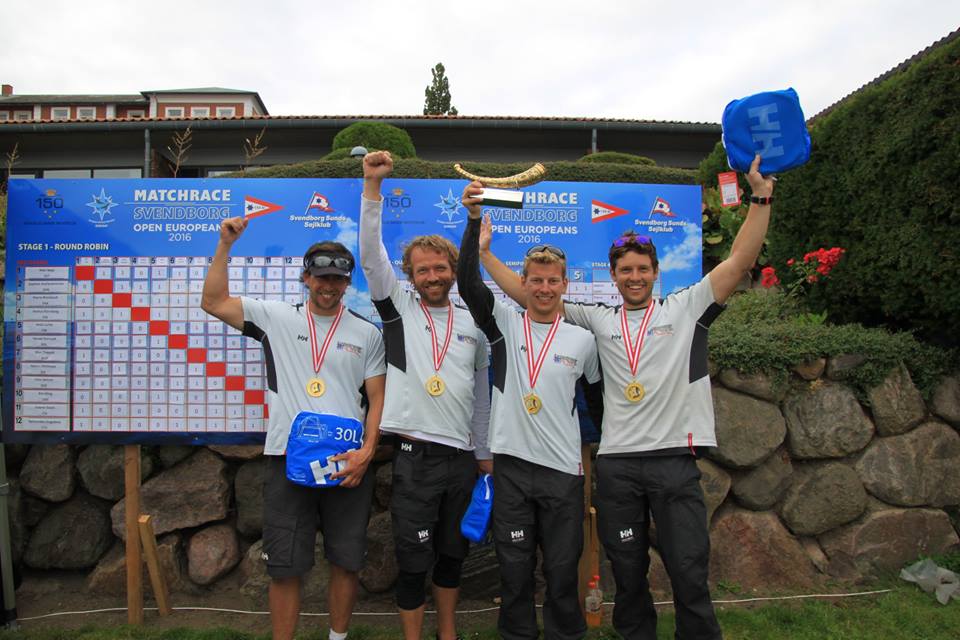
2, 1, 957, 123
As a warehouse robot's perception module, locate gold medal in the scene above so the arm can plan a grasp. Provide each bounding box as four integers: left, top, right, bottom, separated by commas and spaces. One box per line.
624, 381, 645, 403
306, 377, 326, 398
425, 374, 446, 397
523, 393, 542, 415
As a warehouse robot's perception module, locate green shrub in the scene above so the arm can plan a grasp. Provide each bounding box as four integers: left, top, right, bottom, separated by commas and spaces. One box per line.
238, 158, 697, 184
579, 151, 655, 166
709, 289, 956, 398
321, 147, 356, 161
696, 141, 749, 193
331, 122, 416, 159
768, 36, 960, 347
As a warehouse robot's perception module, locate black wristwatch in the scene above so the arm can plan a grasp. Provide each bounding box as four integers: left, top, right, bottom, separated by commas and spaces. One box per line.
749, 195, 774, 205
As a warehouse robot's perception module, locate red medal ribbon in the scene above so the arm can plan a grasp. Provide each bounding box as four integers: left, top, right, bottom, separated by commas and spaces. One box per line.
523, 311, 562, 390
306, 304, 344, 373
419, 301, 454, 373
621, 302, 656, 378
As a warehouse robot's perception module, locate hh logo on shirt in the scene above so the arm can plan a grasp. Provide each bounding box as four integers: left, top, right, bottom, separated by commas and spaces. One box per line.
510, 529, 526, 543
619, 527, 635, 543
297, 335, 309, 342
417, 529, 430, 543
401, 442, 413, 452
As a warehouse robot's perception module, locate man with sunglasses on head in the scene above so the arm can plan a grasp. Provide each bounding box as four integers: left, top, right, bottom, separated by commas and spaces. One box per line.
358, 151, 492, 640
202, 217, 386, 640
456, 181, 601, 640
475, 155, 775, 639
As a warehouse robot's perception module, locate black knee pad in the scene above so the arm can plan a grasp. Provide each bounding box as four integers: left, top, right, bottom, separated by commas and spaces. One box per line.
396, 570, 427, 610
431, 553, 463, 589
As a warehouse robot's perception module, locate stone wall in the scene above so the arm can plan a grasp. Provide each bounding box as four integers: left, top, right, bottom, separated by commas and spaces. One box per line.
7, 363, 960, 604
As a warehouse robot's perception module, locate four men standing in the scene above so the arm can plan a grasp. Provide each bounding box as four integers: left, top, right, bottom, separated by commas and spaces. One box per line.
204, 152, 775, 639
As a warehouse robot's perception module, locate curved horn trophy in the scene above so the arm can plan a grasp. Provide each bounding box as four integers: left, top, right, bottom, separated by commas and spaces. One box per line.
454, 162, 547, 209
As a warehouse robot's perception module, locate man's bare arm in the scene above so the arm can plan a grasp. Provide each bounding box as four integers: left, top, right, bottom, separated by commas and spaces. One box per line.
709, 154, 776, 304
201, 217, 247, 331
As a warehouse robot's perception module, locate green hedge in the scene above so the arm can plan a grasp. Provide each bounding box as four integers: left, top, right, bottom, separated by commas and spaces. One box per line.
578, 151, 656, 166
709, 289, 955, 398
331, 122, 417, 158
239, 158, 696, 184
768, 36, 960, 346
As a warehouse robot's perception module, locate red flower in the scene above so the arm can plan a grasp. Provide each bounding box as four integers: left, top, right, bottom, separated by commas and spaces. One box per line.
760, 266, 780, 288
787, 258, 795, 266
807, 274, 818, 283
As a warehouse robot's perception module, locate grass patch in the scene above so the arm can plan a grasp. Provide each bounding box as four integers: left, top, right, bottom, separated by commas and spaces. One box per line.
2, 586, 959, 639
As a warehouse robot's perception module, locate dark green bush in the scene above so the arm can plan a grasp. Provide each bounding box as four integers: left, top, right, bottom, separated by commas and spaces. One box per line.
321, 147, 356, 161
709, 289, 955, 398
331, 122, 416, 159
578, 151, 656, 166
768, 36, 960, 347
240, 159, 697, 184
696, 141, 749, 193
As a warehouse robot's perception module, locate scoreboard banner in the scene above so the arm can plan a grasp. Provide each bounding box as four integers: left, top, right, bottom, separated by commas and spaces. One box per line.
3, 177, 702, 445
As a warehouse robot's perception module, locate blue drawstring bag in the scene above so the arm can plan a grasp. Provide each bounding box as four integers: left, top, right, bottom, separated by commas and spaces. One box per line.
460, 473, 494, 543
722, 88, 811, 174
285, 411, 364, 487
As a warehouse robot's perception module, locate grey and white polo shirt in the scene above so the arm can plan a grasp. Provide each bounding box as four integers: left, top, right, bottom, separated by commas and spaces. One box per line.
241, 297, 386, 456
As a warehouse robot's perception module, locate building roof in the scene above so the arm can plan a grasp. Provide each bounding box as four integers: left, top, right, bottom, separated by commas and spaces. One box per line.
0, 87, 269, 114
141, 87, 261, 94
0, 112, 720, 133
0, 94, 146, 105
809, 26, 960, 122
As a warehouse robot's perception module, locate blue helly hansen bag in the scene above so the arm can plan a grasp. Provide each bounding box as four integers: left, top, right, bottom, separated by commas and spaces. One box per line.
722, 88, 811, 174
286, 411, 364, 487
460, 473, 493, 543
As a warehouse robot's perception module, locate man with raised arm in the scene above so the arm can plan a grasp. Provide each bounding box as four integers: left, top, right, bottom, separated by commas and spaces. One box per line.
358, 151, 491, 640
457, 185, 601, 640
201, 219, 386, 640
471, 154, 775, 639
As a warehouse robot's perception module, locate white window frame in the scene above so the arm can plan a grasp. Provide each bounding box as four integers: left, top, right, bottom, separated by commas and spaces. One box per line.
190, 106, 210, 118
14, 110, 32, 121
126, 109, 145, 119
0, 112, 9, 122
77, 107, 96, 120
51, 107, 71, 120
165, 106, 185, 119
216, 106, 236, 118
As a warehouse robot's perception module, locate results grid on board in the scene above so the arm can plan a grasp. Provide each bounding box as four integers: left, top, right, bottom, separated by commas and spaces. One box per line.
12, 255, 313, 434
12, 256, 658, 435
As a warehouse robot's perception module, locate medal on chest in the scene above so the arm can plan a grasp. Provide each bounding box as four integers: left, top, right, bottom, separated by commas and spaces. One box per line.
305, 304, 344, 399
621, 302, 656, 403
420, 301, 453, 397
522, 311, 561, 415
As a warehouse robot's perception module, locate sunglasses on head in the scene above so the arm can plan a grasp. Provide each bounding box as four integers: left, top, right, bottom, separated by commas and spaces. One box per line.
305, 254, 353, 271
525, 244, 566, 259
612, 234, 653, 248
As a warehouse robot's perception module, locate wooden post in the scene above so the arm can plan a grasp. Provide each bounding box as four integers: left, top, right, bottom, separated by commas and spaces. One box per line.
124, 445, 143, 625
138, 515, 172, 616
